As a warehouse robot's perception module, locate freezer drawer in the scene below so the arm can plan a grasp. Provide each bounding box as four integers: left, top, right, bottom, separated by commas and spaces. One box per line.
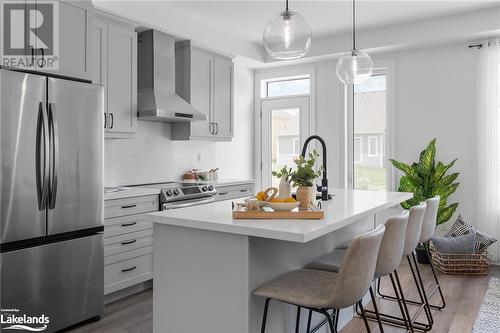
0, 235, 104, 333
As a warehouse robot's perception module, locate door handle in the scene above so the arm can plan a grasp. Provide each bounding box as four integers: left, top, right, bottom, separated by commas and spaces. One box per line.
121, 222, 137, 227
121, 204, 137, 209
109, 113, 114, 129
35, 102, 49, 210
121, 266, 137, 273
48, 103, 59, 209
121, 239, 137, 245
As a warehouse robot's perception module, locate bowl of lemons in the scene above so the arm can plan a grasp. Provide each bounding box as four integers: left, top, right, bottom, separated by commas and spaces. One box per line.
267, 197, 300, 211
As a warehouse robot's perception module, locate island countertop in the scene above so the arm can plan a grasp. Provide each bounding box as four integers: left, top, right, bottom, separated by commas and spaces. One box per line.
145, 188, 412, 243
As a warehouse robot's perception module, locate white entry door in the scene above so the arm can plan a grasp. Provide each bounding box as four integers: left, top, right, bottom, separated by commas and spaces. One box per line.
261, 96, 311, 188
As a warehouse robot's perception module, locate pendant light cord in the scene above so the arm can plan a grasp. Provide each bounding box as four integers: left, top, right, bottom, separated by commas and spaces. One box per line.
352, 0, 356, 50
285, 0, 289, 12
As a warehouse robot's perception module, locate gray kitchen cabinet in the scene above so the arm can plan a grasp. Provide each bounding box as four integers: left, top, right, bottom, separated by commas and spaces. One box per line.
172, 41, 233, 141
2, 0, 92, 81
40, 0, 93, 81
93, 13, 137, 138
213, 182, 254, 202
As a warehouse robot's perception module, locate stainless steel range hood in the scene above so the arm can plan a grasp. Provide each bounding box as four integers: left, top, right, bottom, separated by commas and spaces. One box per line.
137, 30, 205, 122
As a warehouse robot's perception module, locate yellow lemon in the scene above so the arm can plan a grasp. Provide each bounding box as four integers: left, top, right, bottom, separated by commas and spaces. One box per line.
283, 197, 297, 203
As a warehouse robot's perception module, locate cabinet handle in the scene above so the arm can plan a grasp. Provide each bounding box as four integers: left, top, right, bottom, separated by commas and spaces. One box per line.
121, 266, 137, 273
104, 113, 107, 129
219, 192, 228, 196
209, 122, 213, 134
240, 189, 248, 192
121, 239, 137, 245
215, 122, 219, 135
109, 113, 114, 129
40, 48, 44, 67
121, 222, 137, 227
121, 204, 137, 209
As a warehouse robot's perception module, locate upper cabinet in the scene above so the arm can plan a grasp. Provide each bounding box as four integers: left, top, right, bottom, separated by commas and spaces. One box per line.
3, 0, 92, 81
93, 13, 137, 138
172, 42, 234, 141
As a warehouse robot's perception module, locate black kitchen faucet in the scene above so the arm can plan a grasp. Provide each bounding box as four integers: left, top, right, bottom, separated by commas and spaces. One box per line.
301, 135, 332, 201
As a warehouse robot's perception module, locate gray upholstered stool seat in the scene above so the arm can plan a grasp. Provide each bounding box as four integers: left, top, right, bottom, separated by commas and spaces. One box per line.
253, 269, 339, 308
305, 250, 344, 273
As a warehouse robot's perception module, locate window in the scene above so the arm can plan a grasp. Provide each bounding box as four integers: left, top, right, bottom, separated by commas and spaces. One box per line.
261, 76, 310, 98
293, 137, 301, 155
368, 136, 379, 157
348, 73, 390, 191
354, 137, 362, 163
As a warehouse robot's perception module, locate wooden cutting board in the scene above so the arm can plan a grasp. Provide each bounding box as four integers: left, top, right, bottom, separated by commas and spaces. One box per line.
232, 204, 324, 220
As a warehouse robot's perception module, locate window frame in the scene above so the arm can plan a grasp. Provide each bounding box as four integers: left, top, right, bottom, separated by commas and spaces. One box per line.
344, 62, 395, 191
368, 136, 379, 157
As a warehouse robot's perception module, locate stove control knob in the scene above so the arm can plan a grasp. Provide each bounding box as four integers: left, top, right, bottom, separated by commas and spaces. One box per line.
208, 185, 214, 191
173, 189, 180, 195
201, 186, 208, 192
166, 189, 173, 196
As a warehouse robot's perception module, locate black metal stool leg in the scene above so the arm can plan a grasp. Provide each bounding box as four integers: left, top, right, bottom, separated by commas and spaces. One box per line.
358, 301, 372, 333
369, 286, 384, 333
423, 242, 446, 309
389, 273, 410, 331
261, 298, 270, 333
296, 306, 301, 333
412, 252, 434, 325
306, 309, 312, 333
407, 255, 433, 328
394, 270, 416, 333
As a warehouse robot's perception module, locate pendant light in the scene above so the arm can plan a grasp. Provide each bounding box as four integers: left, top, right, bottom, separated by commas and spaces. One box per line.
263, 0, 312, 60
336, 0, 373, 85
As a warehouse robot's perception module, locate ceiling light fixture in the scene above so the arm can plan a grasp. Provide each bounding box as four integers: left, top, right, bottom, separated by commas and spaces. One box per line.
336, 0, 373, 85
263, 0, 312, 60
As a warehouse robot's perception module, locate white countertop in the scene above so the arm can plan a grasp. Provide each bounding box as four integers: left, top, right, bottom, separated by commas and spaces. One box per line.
104, 187, 161, 200
145, 188, 412, 243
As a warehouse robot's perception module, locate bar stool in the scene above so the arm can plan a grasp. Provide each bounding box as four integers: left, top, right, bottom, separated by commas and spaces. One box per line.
378, 197, 445, 313
376, 201, 434, 331
253, 225, 385, 333
305, 211, 410, 333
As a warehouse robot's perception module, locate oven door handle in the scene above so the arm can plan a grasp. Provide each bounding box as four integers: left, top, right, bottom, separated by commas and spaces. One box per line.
163, 197, 215, 210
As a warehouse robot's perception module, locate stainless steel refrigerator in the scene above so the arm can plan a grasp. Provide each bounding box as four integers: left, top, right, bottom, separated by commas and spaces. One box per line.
0, 69, 104, 332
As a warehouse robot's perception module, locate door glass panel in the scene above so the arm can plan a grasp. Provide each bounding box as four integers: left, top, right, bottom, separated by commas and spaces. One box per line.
272, 108, 300, 187
353, 75, 387, 191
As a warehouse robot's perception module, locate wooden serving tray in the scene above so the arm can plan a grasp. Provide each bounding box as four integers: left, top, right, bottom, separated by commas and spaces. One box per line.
232, 204, 324, 220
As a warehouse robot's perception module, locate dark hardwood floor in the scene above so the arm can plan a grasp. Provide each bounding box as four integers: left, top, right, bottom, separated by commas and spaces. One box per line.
69, 262, 495, 333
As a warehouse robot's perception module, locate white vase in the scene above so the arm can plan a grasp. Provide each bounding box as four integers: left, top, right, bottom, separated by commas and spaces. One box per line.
278, 176, 292, 198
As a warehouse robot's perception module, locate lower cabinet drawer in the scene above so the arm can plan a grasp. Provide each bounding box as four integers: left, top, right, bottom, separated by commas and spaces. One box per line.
104, 250, 153, 295
215, 184, 254, 201
104, 229, 153, 257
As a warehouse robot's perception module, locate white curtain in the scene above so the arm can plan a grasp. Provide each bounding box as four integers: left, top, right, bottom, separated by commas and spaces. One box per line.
474, 39, 500, 262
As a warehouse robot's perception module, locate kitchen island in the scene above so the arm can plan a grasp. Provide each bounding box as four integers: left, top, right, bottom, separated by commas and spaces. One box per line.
145, 188, 412, 333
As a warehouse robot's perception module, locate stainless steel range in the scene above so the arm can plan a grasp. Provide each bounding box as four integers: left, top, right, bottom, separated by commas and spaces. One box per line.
138, 182, 217, 210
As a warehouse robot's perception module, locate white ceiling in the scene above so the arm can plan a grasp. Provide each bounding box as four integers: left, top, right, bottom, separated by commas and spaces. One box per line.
165, 0, 500, 44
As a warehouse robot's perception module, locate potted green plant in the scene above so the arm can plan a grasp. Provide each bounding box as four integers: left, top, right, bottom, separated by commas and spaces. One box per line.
272, 166, 293, 198
390, 138, 460, 264
290, 150, 323, 209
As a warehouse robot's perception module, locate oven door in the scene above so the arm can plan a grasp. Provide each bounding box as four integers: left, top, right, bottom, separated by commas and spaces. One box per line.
162, 196, 215, 210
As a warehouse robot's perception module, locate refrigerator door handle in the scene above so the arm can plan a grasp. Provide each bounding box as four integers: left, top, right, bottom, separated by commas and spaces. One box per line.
48, 103, 59, 210
36, 102, 50, 210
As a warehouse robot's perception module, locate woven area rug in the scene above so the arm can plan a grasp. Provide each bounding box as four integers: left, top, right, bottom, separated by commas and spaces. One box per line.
473, 277, 500, 332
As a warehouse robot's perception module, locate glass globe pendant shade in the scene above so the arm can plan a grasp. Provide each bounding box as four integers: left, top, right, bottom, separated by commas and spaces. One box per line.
263, 10, 312, 60
336, 49, 373, 85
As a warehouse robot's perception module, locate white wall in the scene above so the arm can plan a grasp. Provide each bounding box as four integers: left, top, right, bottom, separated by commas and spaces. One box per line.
257, 42, 476, 227
104, 65, 255, 186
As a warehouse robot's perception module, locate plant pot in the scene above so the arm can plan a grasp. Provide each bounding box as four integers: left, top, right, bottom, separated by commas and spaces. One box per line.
278, 176, 292, 198
296, 186, 314, 209
416, 246, 431, 265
